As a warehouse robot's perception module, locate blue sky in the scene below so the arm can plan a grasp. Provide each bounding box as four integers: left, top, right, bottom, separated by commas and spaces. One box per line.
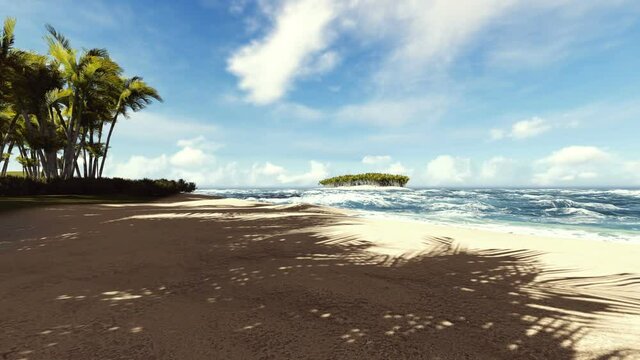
4, 0, 640, 187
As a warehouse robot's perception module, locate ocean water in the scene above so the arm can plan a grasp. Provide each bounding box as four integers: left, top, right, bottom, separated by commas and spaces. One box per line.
196, 188, 640, 243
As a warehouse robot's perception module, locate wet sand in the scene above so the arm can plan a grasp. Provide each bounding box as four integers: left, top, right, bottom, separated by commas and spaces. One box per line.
1, 194, 639, 359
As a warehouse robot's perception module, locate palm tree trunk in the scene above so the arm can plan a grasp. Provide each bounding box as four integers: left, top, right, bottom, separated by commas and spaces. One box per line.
42, 109, 60, 179
54, 106, 68, 134
46, 150, 58, 179
63, 126, 80, 179
81, 143, 88, 178
32, 107, 57, 179
81, 130, 88, 178
72, 143, 83, 179
93, 122, 104, 177
98, 114, 118, 178
88, 126, 94, 178
18, 146, 34, 179
1, 141, 14, 176
36, 149, 48, 180
30, 149, 39, 180
62, 100, 81, 179
0, 113, 19, 156
22, 111, 37, 143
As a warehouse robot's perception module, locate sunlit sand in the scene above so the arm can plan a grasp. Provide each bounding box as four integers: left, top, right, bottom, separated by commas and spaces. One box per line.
1, 195, 639, 359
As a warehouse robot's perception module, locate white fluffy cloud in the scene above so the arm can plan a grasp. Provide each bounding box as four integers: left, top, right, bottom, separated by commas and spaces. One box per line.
362, 155, 411, 175
228, 0, 517, 104
111, 155, 170, 179
170, 147, 208, 168
418, 148, 639, 186
170, 137, 218, 168
533, 146, 611, 185
540, 146, 610, 166
425, 155, 472, 185
227, 0, 628, 105
384, 162, 409, 175
300, 50, 340, 76
491, 117, 551, 140
112, 144, 329, 187
258, 162, 287, 176
335, 96, 448, 126
111, 136, 219, 179
510, 117, 551, 139
362, 155, 391, 164
277, 160, 329, 185
112, 137, 331, 186
109, 143, 639, 186
248, 161, 286, 184
227, 0, 337, 104
480, 156, 515, 180
250, 160, 331, 185
349, 0, 517, 84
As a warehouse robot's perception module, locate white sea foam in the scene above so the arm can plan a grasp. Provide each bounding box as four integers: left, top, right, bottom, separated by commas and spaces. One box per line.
580, 202, 622, 211
607, 189, 640, 197
196, 188, 640, 243
351, 209, 640, 244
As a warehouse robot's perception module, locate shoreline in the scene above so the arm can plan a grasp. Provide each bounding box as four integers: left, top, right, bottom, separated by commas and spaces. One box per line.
345, 208, 640, 244
1, 195, 639, 358
197, 192, 640, 244
209, 195, 640, 278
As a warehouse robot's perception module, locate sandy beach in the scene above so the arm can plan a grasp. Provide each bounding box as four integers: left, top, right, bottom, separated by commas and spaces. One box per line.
1, 194, 639, 359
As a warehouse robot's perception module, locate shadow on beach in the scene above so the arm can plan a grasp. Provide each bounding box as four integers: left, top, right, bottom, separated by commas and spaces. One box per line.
0, 197, 639, 359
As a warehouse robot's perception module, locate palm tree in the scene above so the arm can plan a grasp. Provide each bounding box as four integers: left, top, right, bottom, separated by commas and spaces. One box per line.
0, 18, 161, 179
0, 17, 22, 167
10, 52, 66, 179
0, 17, 18, 92
98, 76, 162, 177
0, 109, 18, 176
46, 25, 123, 179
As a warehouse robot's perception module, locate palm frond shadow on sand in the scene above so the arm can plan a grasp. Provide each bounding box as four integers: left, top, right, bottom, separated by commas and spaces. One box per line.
2, 200, 639, 359
110, 205, 640, 359
242, 213, 640, 359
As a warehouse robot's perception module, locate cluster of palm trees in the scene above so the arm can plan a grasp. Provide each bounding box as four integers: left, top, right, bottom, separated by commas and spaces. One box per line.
319, 173, 410, 187
0, 17, 161, 180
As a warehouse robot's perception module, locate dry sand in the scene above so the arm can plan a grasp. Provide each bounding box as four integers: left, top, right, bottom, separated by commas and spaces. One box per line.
1, 194, 639, 359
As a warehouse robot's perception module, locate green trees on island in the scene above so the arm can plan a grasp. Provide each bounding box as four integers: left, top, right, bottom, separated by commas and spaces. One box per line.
0, 17, 161, 180
319, 173, 410, 187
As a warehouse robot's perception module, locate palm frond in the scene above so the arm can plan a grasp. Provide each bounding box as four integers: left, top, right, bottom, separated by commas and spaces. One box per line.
2, 17, 16, 57
44, 24, 71, 51
48, 41, 76, 75
85, 48, 109, 59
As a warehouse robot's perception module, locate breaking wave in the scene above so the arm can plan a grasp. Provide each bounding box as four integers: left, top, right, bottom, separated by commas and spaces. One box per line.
197, 187, 640, 243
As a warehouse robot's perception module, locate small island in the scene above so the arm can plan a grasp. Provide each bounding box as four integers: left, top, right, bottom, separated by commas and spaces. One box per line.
319, 173, 410, 187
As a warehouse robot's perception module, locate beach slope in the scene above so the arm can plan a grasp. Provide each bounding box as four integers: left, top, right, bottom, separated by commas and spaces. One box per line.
1, 195, 639, 359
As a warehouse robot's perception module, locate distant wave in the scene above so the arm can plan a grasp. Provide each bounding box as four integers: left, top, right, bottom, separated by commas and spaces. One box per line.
606, 189, 640, 198
196, 188, 640, 243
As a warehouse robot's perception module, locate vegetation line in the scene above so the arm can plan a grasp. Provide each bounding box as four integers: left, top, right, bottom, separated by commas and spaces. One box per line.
0, 177, 195, 197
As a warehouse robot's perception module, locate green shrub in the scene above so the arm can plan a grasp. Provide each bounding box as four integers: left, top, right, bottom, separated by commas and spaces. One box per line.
319, 173, 409, 187
0, 177, 196, 196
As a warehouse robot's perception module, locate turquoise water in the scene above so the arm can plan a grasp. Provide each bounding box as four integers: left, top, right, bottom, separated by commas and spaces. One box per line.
197, 188, 640, 243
